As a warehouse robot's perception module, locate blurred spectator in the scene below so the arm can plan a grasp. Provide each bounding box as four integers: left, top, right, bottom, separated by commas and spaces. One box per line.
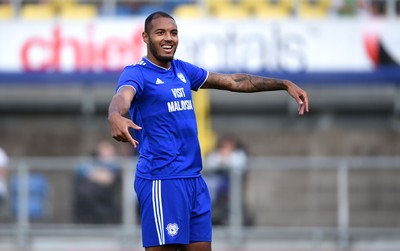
370, 0, 386, 16
397, 0, 400, 15
356, 0, 373, 16
334, 0, 357, 15
74, 140, 121, 224
334, 0, 371, 16
0, 147, 9, 212
204, 134, 252, 225
11, 173, 50, 221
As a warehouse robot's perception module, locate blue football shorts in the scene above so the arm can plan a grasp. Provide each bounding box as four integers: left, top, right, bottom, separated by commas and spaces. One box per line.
134, 176, 212, 248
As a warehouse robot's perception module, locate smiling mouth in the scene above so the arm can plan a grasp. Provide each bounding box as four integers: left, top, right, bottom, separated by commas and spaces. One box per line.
162, 45, 173, 53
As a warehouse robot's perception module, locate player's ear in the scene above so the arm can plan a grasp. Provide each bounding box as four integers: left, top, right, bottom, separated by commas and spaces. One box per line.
142, 32, 149, 44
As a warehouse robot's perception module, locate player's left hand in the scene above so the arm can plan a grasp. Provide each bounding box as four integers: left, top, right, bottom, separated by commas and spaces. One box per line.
286, 81, 309, 115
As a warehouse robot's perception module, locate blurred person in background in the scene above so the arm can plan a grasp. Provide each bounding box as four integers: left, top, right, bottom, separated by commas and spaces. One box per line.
10, 172, 49, 221
204, 134, 252, 226
108, 11, 308, 251
74, 140, 121, 224
0, 147, 9, 212
397, 0, 400, 15
370, 0, 386, 16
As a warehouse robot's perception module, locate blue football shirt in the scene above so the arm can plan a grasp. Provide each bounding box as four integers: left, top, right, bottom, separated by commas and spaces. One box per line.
116, 57, 209, 179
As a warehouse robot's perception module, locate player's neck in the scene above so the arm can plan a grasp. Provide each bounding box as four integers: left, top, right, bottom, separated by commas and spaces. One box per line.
146, 55, 171, 69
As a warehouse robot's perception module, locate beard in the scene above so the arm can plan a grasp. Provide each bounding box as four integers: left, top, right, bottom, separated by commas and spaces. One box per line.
148, 39, 175, 63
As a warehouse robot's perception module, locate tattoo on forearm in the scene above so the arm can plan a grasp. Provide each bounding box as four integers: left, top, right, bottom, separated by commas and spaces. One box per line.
233, 74, 286, 92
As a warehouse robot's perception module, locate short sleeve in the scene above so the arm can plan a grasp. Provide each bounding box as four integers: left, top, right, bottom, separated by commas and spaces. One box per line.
116, 65, 144, 98
178, 60, 209, 91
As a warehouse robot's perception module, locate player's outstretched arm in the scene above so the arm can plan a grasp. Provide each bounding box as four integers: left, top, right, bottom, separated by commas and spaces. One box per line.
202, 72, 309, 115
108, 86, 142, 147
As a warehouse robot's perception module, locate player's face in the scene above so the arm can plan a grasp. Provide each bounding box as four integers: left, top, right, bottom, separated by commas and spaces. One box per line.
144, 17, 178, 67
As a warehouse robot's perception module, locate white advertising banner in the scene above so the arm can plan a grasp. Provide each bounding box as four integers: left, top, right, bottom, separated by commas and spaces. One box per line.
0, 18, 399, 73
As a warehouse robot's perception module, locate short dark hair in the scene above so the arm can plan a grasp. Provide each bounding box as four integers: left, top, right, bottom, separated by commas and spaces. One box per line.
144, 11, 175, 34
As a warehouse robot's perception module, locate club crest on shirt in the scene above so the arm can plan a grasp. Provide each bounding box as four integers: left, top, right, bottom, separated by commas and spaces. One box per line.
177, 73, 186, 83
166, 223, 179, 237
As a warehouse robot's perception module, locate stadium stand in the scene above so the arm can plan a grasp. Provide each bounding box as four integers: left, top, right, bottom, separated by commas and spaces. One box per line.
17, 0, 98, 20
297, 0, 332, 18
2, 0, 400, 19
0, 3, 14, 19
20, 3, 56, 20
173, 3, 206, 19
247, 0, 293, 19
48, 0, 77, 8
212, 3, 251, 19
204, 0, 231, 14
136, 3, 172, 16
59, 3, 97, 20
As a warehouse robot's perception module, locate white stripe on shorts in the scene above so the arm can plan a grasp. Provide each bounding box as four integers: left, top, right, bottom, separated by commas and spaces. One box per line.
152, 180, 165, 245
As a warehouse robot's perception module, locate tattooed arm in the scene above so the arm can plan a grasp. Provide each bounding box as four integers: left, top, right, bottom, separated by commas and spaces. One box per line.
202, 72, 309, 115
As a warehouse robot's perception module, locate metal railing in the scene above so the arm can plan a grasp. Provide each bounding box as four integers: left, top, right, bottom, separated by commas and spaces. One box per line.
1, 156, 400, 250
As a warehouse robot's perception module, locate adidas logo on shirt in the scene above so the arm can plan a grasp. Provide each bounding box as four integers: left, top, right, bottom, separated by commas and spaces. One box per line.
156, 78, 165, 85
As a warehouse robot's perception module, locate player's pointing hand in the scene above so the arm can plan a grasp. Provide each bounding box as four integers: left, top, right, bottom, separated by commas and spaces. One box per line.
108, 113, 142, 148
